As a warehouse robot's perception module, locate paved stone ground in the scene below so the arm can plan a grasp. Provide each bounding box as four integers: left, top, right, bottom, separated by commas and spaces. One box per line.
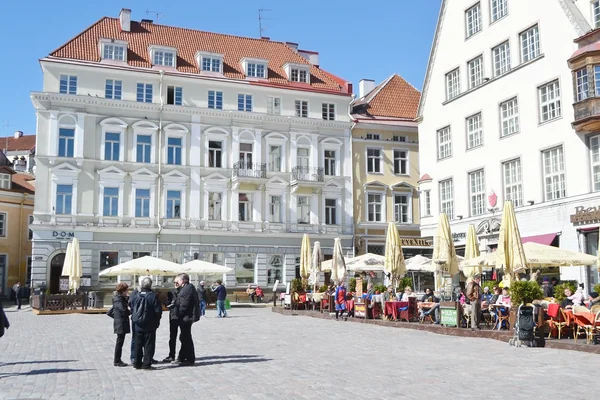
1, 304, 599, 400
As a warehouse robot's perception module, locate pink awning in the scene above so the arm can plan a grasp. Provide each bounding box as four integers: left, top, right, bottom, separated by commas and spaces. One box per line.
521, 233, 557, 246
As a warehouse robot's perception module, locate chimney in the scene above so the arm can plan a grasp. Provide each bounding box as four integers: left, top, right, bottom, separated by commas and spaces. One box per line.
285, 42, 299, 52
359, 79, 376, 98
298, 50, 319, 66
14, 130, 23, 139
119, 8, 131, 32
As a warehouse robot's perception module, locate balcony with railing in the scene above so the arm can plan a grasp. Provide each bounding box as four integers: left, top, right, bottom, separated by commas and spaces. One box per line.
291, 166, 324, 185
232, 161, 267, 182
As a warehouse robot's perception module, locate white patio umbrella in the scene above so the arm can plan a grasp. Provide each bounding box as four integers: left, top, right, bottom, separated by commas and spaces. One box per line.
321, 253, 386, 272
98, 256, 182, 277
309, 241, 323, 290
179, 259, 233, 275
61, 239, 82, 292
300, 234, 312, 280
405, 255, 436, 272
331, 238, 346, 285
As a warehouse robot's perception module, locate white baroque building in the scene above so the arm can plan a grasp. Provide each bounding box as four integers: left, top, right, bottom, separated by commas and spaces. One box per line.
418, 0, 600, 288
30, 9, 354, 292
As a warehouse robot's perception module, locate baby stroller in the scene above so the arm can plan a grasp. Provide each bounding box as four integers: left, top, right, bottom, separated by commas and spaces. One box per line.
508, 304, 541, 347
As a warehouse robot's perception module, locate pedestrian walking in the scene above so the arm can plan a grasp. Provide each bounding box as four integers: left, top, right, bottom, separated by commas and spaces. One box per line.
172, 273, 200, 366
466, 274, 482, 331
13, 282, 22, 310
335, 282, 347, 321
130, 277, 162, 370
162, 281, 180, 363
197, 281, 207, 317
212, 280, 228, 318
0, 300, 9, 338
110, 283, 130, 367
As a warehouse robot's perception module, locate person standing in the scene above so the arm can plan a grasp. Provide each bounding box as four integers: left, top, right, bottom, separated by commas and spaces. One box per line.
541, 278, 554, 298
130, 277, 162, 370
466, 274, 482, 331
335, 282, 347, 321
173, 273, 199, 366
0, 299, 9, 338
212, 280, 228, 318
197, 281, 207, 317
162, 279, 180, 363
13, 282, 21, 310
111, 283, 130, 367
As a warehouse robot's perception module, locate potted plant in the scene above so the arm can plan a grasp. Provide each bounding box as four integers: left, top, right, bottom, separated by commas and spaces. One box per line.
510, 281, 544, 306
553, 281, 577, 303
318, 285, 328, 293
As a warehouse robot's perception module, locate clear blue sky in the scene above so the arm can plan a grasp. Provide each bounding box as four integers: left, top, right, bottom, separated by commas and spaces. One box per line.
0, 0, 440, 136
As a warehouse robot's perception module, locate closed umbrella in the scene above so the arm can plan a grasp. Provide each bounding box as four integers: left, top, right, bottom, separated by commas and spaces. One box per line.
309, 241, 323, 290
61, 242, 73, 277
299, 234, 312, 280
462, 224, 481, 279
384, 222, 406, 289
432, 213, 459, 291
69, 238, 82, 292
496, 201, 527, 286
331, 238, 346, 285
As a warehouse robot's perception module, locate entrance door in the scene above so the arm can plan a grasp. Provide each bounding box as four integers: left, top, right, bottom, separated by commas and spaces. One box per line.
49, 253, 65, 294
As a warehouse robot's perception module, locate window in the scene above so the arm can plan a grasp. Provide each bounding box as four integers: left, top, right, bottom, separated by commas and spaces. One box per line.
367, 148, 382, 173
595, 66, 600, 96
297, 148, 310, 169
295, 100, 308, 118
105, 79, 122, 100
136, 135, 152, 163
437, 126, 452, 160
235, 253, 255, 285
467, 56, 484, 89
297, 196, 310, 224
201, 56, 221, 72
267, 96, 281, 115
466, 113, 483, 149
393, 149, 408, 175
594, 1, 600, 28
465, 3, 482, 38
324, 150, 336, 176
295, 256, 301, 279
206, 252, 224, 266
366, 133, 381, 140
208, 90, 223, 110
239, 193, 251, 222
135, 189, 150, 218
104, 132, 120, 161
445, 69, 460, 100
99, 251, 119, 272
492, 41, 510, 76
591, 135, 600, 191
491, 0, 507, 22
267, 255, 283, 285
423, 190, 431, 216
0, 213, 6, 237
247, 63, 266, 78
539, 80, 561, 123
520, 25, 540, 63
136, 83, 153, 103
576, 68, 589, 102
503, 159, 523, 207
325, 199, 337, 225
167, 137, 182, 165
103, 43, 125, 61
439, 179, 454, 219
166, 190, 181, 219
239, 143, 253, 167
394, 195, 410, 224
56, 184, 73, 214
291, 68, 308, 83
103, 187, 119, 217
500, 98, 519, 137
167, 86, 183, 106
133, 252, 151, 259
367, 193, 383, 222
269, 145, 282, 172
208, 192, 222, 220
322, 103, 335, 120
59, 75, 77, 95
153, 50, 175, 67
58, 128, 75, 158
0, 174, 10, 190
28, 215, 34, 240
208, 141, 223, 168
270, 195, 282, 223
542, 146, 565, 201
392, 135, 407, 142
469, 169, 486, 216
238, 94, 252, 112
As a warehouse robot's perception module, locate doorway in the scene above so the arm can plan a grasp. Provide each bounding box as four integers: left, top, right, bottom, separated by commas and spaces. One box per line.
49, 253, 65, 294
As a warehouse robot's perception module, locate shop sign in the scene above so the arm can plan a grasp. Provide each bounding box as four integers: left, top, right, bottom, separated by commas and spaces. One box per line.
452, 232, 466, 242
400, 238, 432, 247
32, 230, 94, 241
440, 307, 458, 327
570, 206, 600, 224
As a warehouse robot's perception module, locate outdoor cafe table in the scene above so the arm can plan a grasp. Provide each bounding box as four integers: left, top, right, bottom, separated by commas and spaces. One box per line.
385, 301, 409, 320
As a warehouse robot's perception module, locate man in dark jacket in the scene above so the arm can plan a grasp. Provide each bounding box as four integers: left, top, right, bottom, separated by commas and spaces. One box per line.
173, 273, 199, 366
0, 300, 9, 338
212, 280, 228, 318
130, 277, 162, 370
13, 282, 21, 310
197, 281, 207, 317
162, 281, 180, 363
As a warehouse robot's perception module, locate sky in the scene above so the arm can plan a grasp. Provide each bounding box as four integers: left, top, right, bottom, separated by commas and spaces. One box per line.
0, 0, 441, 136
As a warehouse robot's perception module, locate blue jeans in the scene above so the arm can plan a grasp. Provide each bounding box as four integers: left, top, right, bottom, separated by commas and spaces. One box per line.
200, 300, 206, 316
216, 300, 227, 317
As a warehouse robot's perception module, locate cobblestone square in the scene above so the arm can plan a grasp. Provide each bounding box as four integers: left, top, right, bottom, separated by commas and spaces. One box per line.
1, 305, 599, 399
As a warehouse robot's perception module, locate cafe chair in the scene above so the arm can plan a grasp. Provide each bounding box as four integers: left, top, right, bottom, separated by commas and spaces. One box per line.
549, 308, 570, 340
572, 312, 594, 344
495, 306, 510, 331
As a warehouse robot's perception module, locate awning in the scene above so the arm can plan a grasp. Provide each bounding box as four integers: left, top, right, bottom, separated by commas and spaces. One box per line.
521, 233, 557, 246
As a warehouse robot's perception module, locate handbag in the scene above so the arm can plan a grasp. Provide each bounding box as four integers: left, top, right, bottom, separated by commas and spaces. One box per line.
107, 307, 115, 319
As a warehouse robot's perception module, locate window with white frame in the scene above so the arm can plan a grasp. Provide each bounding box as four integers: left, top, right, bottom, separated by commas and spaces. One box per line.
58, 128, 75, 157
167, 86, 183, 106
322, 103, 335, 120
445, 69, 460, 100
467, 56, 484, 89
267, 255, 283, 285
103, 187, 119, 217
297, 196, 310, 224
28, 214, 34, 240
297, 148, 310, 169
167, 137, 182, 165
466, 113, 483, 149
366, 133, 381, 140
0, 213, 6, 237
269, 145, 282, 172
576, 68, 589, 102
267, 96, 281, 115
239, 193, 251, 222
206, 252, 224, 266
235, 253, 255, 285
104, 132, 120, 161
59, 75, 77, 95
393, 149, 408, 175
538, 80, 561, 123
367, 193, 383, 222
394, 194, 410, 224
291, 68, 309, 83
590, 135, 600, 191
324, 150, 336, 176
542, 146, 565, 201
469, 169, 486, 216
492, 41, 510, 76
437, 126, 452, 160
423, 190, 431, 216
247, 62, 266, 78
500, 97, 519, 137
465, 3, 482, 38
238, 94, 252, 112
594, 1, 600, 28
208, 90, 223, 109
166, 190, 181, 218
270, 195, 282, 223
392, 135, 407, 142
367, 148, 382, 173
439, 179, 454, 219
239, 143, 253, 168
491, 0, 507, 22
135, 188, 150, 217
153, 50, 175, 67
325, 198, 337, 225
0, 174, 11, 190
56, 184, 73, 214
295, 100, 308, 118
503, 158, 523, 207
595, 66, 600, 96
208, 141, 223, 168
136, 83, 153, 103
201, 56, 222, 72
136, 135, 152, 163
105, 79, 122, 100
102, 43, 125, 61
208, 192, 222, 220
520, 25, 540, 63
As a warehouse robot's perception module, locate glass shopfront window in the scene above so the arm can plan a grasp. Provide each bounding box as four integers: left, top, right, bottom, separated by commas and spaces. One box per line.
236, 253, 255, 285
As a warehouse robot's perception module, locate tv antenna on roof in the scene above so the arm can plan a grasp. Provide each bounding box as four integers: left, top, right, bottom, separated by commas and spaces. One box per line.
146, 9, 164, 22
258, 9, 273, 37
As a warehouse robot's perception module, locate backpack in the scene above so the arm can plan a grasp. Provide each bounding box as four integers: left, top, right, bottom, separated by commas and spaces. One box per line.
131, 293, 148, 326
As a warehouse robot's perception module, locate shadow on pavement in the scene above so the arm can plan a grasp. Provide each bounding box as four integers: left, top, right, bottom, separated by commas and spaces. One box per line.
194, 358, 271, 367
0, 368, 90, 378
0, 360, 77, 367
195, 355, 260, 361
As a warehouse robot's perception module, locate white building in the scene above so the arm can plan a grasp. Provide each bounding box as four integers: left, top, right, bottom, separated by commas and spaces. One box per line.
418, 0, 600, 288
30, 9, 354, 293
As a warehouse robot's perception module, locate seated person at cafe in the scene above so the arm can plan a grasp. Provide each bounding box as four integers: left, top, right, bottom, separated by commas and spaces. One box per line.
484, 286, 500, 310
561, 287, 583, 309
481, 286, 492, 307
496, 287, 511, 307
398, 286, 413, 301
588, 292, 600, 309
382, 285, 395, 318
418, 288, 440, 324
255, 286, 264, 303
246, 284, 256, 303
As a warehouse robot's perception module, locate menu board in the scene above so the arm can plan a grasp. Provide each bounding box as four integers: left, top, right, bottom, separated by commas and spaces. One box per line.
440, 306, 458, 327
355, 278, 363, 298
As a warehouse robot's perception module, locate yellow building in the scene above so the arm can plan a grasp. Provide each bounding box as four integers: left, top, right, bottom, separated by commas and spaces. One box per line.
351, 75, 430, 257
0, 165, 35, 296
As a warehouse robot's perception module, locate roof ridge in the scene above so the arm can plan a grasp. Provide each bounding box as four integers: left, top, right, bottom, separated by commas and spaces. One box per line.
49, 16, 108, 57
391, 73, 421, 95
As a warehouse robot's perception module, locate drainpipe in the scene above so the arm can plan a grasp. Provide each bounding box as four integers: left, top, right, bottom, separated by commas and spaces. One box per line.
156, 70, 165, 257
18, 193, 28, 284
347, 95, 357, 257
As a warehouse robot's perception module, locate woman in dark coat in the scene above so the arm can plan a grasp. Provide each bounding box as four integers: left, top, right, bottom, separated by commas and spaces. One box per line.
0, 301, 9, 338
112, 283, 130, 367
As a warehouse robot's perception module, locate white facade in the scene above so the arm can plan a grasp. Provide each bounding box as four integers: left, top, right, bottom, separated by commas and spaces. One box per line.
418, 0, 600, 287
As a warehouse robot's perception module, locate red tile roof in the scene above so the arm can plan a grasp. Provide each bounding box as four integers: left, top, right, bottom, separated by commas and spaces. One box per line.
12, 173, 35, 194
352, 74, 421, 120
2, 134, 36, 152
49, 17, 350, 94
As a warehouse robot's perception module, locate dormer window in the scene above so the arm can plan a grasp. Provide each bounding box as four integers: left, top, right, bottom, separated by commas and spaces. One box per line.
283, 63, 310, 83
149, 45, 177, 68
0, 173, 11, 190
241, 57, 268, 79
196, 51, 224, 74
99, 39, 127, 62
